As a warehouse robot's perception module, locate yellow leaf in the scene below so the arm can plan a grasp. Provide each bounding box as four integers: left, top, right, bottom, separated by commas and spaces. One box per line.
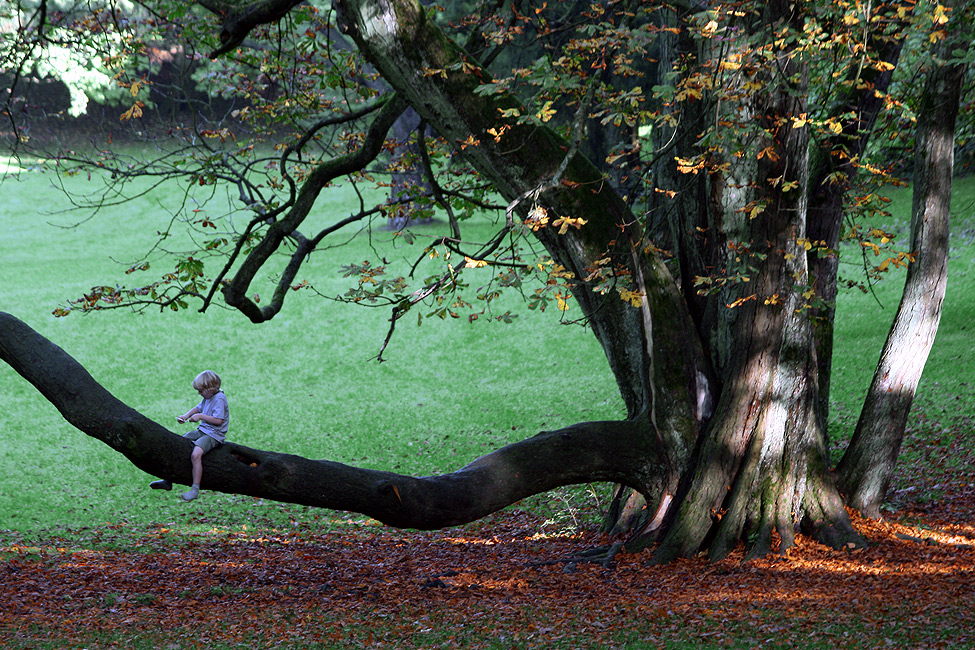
550, 264, 575, 279
526, 205, 549, 230
120, 101, 143, 121
619, 288, 645, 307
556, 291, 570, 311
464, 257, 488, 268
130, 80, 142, 97
726, 295, 756, 309
458, 135, 480, 149
675, 156, 704, 174
487, 125, 509, 143
552, 216, 588, 235
536, 101, 556, 123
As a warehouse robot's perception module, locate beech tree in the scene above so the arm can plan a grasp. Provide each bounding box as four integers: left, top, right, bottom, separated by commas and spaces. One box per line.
1, 0, 969, 561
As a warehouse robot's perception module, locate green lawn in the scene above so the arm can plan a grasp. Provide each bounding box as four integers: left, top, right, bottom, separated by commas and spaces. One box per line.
3, 155, 975, 650
1, 156, 973, 532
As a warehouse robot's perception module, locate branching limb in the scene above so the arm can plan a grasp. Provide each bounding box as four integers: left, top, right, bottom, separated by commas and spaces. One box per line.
375, 209, 516, 361
221, 93, 407, 322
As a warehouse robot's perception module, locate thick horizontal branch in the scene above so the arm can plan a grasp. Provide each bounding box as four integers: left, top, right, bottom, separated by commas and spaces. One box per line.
0, 312, 665, 529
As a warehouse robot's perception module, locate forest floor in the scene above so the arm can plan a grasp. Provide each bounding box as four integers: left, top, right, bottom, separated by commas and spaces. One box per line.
2, 489, 974, 650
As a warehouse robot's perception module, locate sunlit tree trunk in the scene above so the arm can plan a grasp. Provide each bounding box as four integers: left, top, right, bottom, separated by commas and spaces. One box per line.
837, 13, 969, 516
651, 2, 861, 560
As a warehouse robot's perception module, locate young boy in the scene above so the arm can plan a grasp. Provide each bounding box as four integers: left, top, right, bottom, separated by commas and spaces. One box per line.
149, 370, 229, 501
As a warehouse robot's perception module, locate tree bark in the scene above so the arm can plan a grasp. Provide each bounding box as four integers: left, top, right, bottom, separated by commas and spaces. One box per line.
386, 106, 431, 230
836, 14, 968, 517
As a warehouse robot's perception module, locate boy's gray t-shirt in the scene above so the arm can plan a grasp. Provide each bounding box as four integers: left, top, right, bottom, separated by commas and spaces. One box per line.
195, 390, 229, 443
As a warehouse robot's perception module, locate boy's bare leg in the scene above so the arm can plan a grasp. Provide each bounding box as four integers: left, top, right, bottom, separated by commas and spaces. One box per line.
181, 446, 205, 501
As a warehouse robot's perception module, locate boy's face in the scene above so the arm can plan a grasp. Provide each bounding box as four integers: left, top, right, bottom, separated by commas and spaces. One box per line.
197, 386, 219, 399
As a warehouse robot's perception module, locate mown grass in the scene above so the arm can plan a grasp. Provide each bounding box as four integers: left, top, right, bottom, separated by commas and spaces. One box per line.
2, 155, 974, 533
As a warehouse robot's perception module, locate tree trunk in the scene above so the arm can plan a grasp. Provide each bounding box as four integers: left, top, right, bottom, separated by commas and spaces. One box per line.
836, 13, 968, 516
651, 6, 863, 559
386, 106, 433, 230
337, 0, 862, 558
806, 8, 909, 426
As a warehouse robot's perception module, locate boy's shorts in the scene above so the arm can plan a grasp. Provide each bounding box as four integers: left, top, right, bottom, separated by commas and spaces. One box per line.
183, 430, 222, 454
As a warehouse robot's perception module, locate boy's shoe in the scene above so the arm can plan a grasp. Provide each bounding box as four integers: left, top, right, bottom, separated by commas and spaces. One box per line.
181, 487, 200, 502
149, 479, 172, 490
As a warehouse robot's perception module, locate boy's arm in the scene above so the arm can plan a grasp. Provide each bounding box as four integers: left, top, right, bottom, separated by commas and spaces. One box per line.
190, 413, 224, 426
177, 406, 201, 423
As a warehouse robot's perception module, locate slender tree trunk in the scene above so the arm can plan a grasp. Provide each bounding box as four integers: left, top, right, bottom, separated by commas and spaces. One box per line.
806, 9, 909, 426
837, 14, 969, 516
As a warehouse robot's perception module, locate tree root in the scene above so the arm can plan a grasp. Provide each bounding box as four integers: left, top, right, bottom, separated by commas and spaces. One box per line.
894, 532, 974, 550
528, 541, 626, 572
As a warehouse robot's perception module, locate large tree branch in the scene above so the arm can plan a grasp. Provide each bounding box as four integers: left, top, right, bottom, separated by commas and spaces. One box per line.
197, 0, 306, 57
0, 311, 665, 528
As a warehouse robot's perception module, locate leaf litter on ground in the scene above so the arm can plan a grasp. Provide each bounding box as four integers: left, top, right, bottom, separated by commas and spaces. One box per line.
2, 489, 975, 650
